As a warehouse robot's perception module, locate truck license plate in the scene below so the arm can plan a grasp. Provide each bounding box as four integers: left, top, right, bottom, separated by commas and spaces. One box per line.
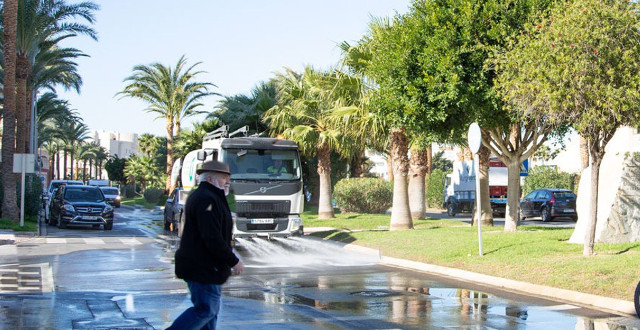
251, 218, 274, 224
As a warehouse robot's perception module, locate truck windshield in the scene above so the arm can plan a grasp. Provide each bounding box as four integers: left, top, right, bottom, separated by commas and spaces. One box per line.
221, 148, 301, 181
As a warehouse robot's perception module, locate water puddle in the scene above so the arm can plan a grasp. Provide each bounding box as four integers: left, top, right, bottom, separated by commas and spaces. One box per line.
236, 236, 379, 269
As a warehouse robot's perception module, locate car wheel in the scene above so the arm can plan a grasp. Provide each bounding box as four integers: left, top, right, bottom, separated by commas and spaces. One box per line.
104, 222, 113, 230
519, 210, 526, 221
447, 203, 456, 217
541, 206, 552, 222
164, 212, 171, 230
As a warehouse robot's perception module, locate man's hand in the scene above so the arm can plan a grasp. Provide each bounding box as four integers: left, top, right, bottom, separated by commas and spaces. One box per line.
232, 260, 244, 275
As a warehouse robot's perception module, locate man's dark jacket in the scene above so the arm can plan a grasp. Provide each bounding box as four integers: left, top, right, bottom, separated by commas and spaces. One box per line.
175, 181, 239, 284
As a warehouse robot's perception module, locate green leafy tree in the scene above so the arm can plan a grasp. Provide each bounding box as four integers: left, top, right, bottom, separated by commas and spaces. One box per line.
105, 155, 126, 184
137, 133, 160, 157
209, 81, 276, 134
118, 55, 216, 192
125, 155, 162, 193
496, 0, 640, 254
172, 119, 221, 159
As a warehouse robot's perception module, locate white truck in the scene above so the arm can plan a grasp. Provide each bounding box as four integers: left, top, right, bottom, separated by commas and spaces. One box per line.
174, 125, 304, 239
443, 158, 508, 217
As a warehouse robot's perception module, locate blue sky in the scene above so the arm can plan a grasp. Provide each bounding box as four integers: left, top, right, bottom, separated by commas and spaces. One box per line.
59, 0, 410, 137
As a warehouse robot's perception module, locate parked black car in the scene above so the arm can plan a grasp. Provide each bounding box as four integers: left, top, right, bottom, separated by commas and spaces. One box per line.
49, 185, 114, 230
520, 188, 577, 222
164, 187, 189, 232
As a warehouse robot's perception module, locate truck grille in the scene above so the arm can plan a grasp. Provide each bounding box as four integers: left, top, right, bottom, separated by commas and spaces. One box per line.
235, 201, 290, 217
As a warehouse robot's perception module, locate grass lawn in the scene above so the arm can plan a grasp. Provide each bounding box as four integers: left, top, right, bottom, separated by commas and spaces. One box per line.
303, 209, 640, 301
0, 216, 38, 232
121, 196, 164, 209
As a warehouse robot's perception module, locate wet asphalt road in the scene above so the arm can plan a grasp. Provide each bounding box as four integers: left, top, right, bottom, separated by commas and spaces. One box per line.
0, 207, 639, 329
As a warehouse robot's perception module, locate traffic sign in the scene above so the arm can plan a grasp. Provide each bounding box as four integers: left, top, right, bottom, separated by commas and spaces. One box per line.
520, 159, 529, 177
467, 123, 482, 154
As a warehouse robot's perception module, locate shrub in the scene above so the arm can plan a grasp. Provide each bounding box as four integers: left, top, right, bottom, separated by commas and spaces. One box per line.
522, 166, 578, 196
143, 188, 163, 204
333, 178, 392, 213
426, 169, 446, 209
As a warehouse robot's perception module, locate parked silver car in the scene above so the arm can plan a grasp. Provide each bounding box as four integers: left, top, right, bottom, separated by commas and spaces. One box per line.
99, 187, 121, 208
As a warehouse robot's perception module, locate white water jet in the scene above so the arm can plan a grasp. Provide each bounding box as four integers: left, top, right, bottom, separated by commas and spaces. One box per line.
236, 236, 379, 269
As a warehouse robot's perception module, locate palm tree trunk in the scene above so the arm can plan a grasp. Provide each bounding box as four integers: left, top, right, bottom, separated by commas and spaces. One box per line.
349, 150, 365, 178
165, 119, 174, 192
317, 143, 334, 219
63, 149, 68, 179
49, 152, 55, 182
89, 158, 93, 179
15, 55, 29, 154
408, 147, 428, 220
70, 144, 75, 180
25, 86, 33, 153
387, 151, 393, 181
390, 127, 413, 230
1, 0, 19, 221
83, 160, 88, 182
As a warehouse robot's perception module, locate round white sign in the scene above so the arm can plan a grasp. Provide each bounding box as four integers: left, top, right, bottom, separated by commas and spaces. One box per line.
468, 122, 482, 154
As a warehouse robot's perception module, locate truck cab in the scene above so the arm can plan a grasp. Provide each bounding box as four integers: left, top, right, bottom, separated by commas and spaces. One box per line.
178, 126, 304, 239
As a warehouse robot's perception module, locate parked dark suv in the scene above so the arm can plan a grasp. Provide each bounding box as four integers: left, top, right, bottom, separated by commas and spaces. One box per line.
49, 185, 114, 230
520, 188, 577, 222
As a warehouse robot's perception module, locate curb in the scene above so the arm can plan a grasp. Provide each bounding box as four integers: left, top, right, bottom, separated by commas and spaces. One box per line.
334, 240, 636, 318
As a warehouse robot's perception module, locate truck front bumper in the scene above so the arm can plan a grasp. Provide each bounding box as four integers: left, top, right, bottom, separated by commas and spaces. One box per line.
233, 216, 303, 239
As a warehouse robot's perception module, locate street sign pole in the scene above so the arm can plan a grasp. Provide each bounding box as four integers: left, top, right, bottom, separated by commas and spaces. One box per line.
13, 154, 36, 228
467, 123, 483, 256
20, 159, 25, 228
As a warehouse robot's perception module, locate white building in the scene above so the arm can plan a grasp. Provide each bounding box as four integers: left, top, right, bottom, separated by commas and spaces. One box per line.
88, 130, 139, 159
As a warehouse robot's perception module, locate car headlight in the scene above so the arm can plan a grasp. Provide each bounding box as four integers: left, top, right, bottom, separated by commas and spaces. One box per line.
63, 204, 75, 212
104, 206, 113, 213
115, 196, 121, 201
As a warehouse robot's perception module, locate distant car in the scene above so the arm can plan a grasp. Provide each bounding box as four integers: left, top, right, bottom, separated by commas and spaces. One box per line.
44, 180, 84, 223
49, 185, 114, 230
520, 188, 577, 222
164, 188, 189, 232
100, 187, 121, 207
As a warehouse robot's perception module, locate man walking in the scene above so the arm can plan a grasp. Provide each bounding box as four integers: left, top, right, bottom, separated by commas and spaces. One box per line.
168, 160, 244, 330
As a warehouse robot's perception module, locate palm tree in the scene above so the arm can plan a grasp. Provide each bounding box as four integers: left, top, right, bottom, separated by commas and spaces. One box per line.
59, 120, 89, 180
14, 0, 98, 153
137, 133, 160, 157
92, 146, 109, 180
209, 81, 276, 134
124, 155, 160, 193
172, 119, 221, 160
265, 66, 359, 219
2, 0, 20, 221
117, 55, 216, 191
76, 142, 97, 182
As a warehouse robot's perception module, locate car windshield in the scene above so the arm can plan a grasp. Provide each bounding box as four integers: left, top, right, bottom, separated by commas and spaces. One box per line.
101, 188, 119, 195
554, 192, 576, 200
50, 181, 83, 193
65, 188, 104, 203
221, 148, 301, 181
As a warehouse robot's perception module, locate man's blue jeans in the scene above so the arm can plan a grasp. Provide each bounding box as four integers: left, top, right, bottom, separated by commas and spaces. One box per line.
168, 281, 222, 330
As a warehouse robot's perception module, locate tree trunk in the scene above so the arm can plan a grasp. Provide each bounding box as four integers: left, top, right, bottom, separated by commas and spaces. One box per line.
25, 86, 33, 153
49, 152, 55, 182
165, 119, 174, 192
83, 160, 88, 182
584, 154, 602, 256
63, 150, 68, 179
1, 0, 19, 221
504, 160, 521, 232
317, 143, 334, 219
55, 151, 60, 180
408, 147, 428, 220
579, 135, 589, 171
474, 145, 493, 226
349, 150, 365, 178
390, 127, 413, 230
15, 55, 28, 154
89, 158, 93, 180
70, 145, 75, 180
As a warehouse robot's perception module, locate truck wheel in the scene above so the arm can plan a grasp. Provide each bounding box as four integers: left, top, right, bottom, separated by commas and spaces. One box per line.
447, 203, 456, 217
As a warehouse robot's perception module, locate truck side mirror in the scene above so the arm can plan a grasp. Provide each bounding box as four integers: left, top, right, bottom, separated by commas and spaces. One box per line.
197, 150, 207, 161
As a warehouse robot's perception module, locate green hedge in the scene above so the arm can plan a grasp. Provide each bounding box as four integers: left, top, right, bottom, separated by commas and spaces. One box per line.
143, 188, 164, 204
522, 166, 578, 196
333, 178, 392, 213
0, 174, 43, 218
426, 169, 446, 209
